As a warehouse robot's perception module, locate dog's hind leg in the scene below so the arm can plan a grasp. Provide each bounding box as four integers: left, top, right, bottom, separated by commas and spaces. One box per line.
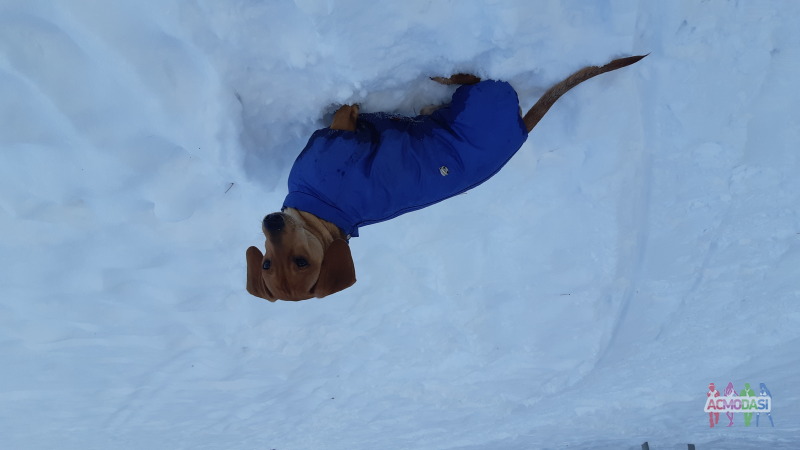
522, 54, 647, 133
420, 73, 482, 115
430, 73, 482, 85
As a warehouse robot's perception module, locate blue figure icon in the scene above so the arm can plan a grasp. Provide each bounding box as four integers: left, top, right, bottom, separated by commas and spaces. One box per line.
756, 383, 774, 427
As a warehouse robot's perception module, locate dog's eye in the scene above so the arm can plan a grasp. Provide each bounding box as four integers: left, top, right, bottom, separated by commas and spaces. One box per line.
295, 258, 309, 268
262, 260, 271, 270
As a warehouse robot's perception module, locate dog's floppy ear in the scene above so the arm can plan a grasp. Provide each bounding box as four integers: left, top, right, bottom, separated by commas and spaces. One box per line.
312, 239, 356, 298
246, 246, 276, 302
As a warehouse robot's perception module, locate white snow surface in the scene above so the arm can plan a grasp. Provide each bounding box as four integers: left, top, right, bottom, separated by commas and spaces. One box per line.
1, 1, 799, 449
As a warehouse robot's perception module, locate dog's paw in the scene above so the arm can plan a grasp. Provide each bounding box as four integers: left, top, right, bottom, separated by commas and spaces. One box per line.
330, 104, 359, 131
430, 73, 481, 85
419, 103, 449, 115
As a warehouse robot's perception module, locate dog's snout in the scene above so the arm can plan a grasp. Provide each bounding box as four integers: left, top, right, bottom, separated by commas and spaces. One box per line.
263, 213, 285, 232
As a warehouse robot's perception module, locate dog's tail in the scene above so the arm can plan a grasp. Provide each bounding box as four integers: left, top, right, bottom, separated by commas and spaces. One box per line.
522, 54, 647, 133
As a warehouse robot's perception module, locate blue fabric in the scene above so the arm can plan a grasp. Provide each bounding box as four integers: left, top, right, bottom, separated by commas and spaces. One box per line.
283, 80, 528, 237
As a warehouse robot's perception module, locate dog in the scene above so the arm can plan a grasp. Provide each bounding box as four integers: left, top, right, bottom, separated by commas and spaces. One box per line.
246, 54, 647, 302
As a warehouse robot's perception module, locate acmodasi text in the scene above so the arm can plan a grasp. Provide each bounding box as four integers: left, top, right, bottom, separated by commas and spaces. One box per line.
704, 396, 771, 413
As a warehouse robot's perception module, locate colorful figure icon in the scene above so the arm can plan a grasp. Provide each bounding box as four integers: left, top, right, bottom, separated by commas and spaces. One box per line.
757, 383, 774, 427
741, 382, 755, 426
707, 382, 720, 428
724, 382, 738, 426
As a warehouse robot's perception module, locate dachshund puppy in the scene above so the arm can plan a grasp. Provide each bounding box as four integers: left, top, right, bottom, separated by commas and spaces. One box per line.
247, 54, 647, 302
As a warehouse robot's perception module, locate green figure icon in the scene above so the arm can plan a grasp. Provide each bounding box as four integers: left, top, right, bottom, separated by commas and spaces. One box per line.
741, 383, 755, 426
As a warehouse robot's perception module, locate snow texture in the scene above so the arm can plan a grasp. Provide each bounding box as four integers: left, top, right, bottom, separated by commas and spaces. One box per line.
1, 1, 798, 449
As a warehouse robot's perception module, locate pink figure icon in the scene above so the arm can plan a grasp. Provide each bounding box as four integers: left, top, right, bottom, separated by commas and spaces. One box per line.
724, 382, 738, 427
707, 383, 720, 428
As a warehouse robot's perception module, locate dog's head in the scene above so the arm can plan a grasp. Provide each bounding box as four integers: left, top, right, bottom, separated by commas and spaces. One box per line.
246, 211, 356, 302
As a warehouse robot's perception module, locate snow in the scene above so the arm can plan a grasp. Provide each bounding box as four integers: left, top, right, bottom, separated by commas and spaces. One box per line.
1, 0, 798, 448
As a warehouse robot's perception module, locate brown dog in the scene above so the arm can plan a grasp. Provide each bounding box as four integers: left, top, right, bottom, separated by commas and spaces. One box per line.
247, 55, 646, 302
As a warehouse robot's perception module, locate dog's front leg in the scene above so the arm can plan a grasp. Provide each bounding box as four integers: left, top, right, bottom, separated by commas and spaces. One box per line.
330, 104, 359, 131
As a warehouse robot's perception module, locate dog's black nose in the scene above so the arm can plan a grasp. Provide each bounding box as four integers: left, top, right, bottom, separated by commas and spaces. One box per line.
263, 213, 285, 232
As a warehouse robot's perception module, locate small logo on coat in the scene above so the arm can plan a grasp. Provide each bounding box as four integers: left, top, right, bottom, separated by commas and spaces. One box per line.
439, 166, 449, 176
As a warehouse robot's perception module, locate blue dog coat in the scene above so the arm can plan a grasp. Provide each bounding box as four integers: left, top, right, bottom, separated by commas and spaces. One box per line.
283, 80, 528, 237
